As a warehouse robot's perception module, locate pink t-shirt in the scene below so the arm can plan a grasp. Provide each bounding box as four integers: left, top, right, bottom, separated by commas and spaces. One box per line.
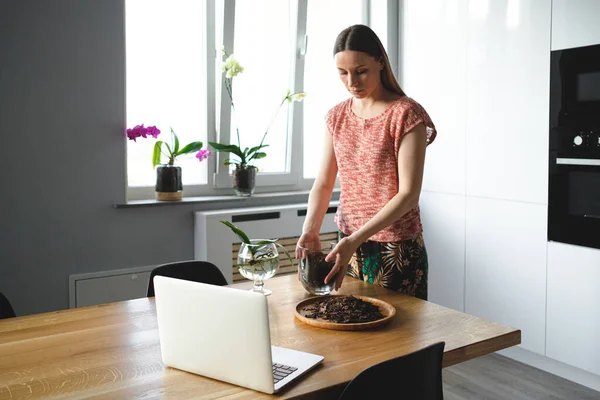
326, 96, 437, 242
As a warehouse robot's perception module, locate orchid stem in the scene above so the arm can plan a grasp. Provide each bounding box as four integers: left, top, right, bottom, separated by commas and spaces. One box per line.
225, 79, 242, 152
259, 96, 288, 148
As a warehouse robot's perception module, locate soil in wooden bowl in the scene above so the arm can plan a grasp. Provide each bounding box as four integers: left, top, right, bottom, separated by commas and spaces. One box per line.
303, 295, 384, 324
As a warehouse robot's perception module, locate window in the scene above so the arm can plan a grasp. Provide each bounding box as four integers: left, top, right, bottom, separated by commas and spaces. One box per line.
302, 0, 365, 179
125, 0, 394, 199
125, 0, 208, 194
214, 0, 301, 188
228, 0, 295, 175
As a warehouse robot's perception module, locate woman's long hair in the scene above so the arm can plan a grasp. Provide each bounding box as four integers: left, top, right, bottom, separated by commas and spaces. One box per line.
333, 24, 405, 97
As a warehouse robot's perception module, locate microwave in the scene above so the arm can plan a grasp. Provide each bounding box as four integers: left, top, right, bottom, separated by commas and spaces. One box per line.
548, 43, 600, 250
550, 43, 600, 131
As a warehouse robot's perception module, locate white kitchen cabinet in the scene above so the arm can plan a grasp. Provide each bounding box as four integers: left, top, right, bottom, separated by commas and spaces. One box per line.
547, 241, 600, 376
552, 0, 600, 50
420, 191, 466, 312
465, 0, 550, 204
465, 197, 547, 355
401, 0, 467, 196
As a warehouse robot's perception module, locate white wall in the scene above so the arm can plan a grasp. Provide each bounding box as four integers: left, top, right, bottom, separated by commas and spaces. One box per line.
402, 0, 600, 389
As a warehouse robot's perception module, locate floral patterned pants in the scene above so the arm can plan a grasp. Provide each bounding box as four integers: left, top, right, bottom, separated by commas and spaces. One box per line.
342, 232, 429, 300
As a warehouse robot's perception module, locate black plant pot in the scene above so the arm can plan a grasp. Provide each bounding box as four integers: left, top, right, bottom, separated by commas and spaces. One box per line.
233, 166, 257, 197
155, 165, 183, 201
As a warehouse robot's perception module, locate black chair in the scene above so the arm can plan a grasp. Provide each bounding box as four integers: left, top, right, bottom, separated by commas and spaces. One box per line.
338, 341, 445, 400
146, 260, 228, 297
0, 292, 16, 319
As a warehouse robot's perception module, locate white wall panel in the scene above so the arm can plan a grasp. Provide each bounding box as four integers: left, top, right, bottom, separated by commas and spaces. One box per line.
547, 241, 600, 376
465, 196, 547, 354
401, 0, 468, 195
465, 0, 550, 204
420, 191, 466, 311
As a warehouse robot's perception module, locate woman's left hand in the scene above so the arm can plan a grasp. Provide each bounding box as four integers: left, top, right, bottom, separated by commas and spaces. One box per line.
324, 236, 360, 291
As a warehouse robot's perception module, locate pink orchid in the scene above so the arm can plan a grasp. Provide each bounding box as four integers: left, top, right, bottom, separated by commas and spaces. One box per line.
195, 149, 211, 162
147, 126, 161, 138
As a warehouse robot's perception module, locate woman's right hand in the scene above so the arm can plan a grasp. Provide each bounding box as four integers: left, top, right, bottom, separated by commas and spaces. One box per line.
295, 231, 322, 279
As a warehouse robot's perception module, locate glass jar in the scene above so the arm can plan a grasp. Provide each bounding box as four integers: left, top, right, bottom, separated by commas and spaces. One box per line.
298, 242, 339, 296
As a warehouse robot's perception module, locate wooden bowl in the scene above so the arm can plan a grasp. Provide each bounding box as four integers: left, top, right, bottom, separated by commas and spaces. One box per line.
294, 295, 396, 331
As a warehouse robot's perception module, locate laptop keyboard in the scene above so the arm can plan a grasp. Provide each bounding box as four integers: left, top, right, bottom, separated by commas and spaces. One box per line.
272, 363, 298, 384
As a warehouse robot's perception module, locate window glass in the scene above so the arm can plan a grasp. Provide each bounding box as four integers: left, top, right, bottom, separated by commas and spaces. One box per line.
227, 0, 294, 173
126, 0, 207, 187
303, 0, 364, 179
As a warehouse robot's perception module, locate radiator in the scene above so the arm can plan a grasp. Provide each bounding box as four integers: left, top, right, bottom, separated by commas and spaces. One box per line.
194, 201, 339, 284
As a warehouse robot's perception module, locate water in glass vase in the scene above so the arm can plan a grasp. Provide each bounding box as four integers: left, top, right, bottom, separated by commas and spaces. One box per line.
237, 257, 279, 282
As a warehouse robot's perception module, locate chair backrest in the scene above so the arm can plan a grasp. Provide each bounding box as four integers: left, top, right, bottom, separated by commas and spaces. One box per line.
0, 292, 16, 319
147, 261, 228, 297
338, 341, 445, 400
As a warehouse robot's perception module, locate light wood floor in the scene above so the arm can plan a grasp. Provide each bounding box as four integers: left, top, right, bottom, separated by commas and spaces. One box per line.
443, 354, 600, 400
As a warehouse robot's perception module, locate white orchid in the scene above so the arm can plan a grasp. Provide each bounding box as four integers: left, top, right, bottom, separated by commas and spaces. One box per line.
210, 51, 306, 170
221, 55, 244, 78
290, 91, 306, 102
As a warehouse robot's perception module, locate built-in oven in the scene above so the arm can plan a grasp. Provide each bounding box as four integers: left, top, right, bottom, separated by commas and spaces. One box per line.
548, 43, 600, 249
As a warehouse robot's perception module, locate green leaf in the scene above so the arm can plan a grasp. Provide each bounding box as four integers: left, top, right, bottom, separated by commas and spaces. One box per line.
152, 141, 163, 168
177, 141, 203, 155
164, 142, 173, 156
171, 127, 180, 154
219, 220, 251, 244
208, 142, 236, 151
246, 144, 269, 157
252, 152, 267, 159
208, 142, 245, 159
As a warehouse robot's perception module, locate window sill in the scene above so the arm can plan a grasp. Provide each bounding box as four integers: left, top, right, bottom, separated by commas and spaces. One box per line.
114, 188, 340, 209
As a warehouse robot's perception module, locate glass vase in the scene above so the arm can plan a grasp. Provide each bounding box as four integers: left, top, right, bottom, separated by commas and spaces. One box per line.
237, 240, 280, 295
298, 242, 339, 295
233, 166, 257, 197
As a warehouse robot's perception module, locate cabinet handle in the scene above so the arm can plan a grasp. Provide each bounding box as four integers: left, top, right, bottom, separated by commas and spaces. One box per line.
584, 215, 600, 219
556, 158, 600, 166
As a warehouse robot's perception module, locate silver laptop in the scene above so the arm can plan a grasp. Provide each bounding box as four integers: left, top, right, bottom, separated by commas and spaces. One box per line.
153, 276, 324, 394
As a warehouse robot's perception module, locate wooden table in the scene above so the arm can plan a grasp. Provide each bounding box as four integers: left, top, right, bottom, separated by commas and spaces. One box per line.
0, 275, 520, 399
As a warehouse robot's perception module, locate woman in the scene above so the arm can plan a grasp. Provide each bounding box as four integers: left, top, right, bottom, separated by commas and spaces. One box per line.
296, 24, 436, 300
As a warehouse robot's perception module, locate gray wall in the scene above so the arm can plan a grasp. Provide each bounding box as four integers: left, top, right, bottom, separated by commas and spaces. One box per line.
0, 0, 319, 316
